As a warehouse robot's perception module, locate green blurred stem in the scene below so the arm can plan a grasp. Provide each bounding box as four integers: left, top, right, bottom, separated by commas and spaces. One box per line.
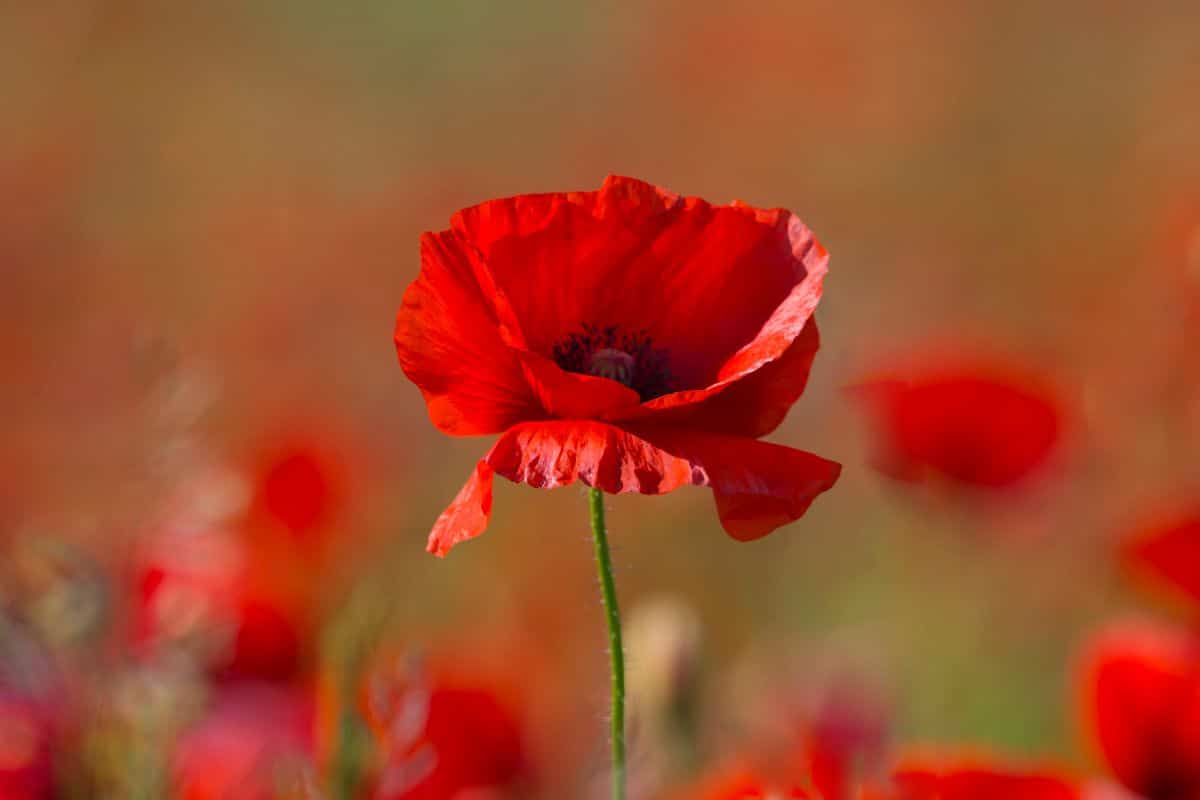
332, 698, 365, 800
588, 487, 626, 800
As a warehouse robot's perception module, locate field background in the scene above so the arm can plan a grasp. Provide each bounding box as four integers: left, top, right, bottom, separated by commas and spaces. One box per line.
4, 1, 1200, 794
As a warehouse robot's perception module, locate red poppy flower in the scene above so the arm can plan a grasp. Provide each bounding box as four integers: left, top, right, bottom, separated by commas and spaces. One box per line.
134, 531, 305, 682
394, 175, 840, 555
660, 759, 813, 800
1079, 620, 1200, 800
877, 759, 1079, 800
722, 657, 890, 800
852, 360, 1061, 490
0, 690, 55, 800
803, 676, 889, 800
360, 655, 527, 799
172, 684, 315, 800
249, 441, 347, 545
1123, 509, 1200, 613
685, 768, 811, 800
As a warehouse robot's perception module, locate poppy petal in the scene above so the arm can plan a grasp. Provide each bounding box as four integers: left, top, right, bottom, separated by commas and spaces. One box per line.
451, 175, 827, 402
428, 461, 495, 557
427, 421, 840, 555
514, 349, 642, 420
632, 317, 821, 437
634, 201, 826, 395
487, 421, 702, 494
395, 231, 542, 435
449, 176, 679, 359
1079, 620, 1200, 799
659, 431, 841, 542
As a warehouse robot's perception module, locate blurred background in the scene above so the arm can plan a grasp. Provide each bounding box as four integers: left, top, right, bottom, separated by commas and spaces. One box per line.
3, 1, 1200, 798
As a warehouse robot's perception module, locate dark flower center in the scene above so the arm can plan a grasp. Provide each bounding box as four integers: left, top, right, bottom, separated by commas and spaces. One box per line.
552, 324, 673, 401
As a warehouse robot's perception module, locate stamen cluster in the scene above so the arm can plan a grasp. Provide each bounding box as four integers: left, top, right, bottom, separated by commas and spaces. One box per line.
552, 323, 674, 401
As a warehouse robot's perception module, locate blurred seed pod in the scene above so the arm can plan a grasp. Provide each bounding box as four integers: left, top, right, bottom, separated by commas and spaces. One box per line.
626, 595, 705, 783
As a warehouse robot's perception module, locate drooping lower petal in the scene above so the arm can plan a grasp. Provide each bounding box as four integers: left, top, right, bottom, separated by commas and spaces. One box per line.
427, 421, 840, 556
486, 421, 703, 495
637, 427, 841, 542
428, 462, 495, 557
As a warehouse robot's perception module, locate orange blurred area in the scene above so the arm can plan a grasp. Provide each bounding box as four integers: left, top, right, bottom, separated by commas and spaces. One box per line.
3, 2, 1200, 798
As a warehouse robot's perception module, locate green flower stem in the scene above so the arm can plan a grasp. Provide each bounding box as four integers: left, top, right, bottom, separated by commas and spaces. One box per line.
588, 487, 626, 800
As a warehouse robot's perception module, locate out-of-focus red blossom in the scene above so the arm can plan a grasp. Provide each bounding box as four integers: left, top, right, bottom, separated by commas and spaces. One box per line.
360, 655, 527, 799
672, 756, 1078, 800
867, 759, 1080, 800
1079, 620, 1200, 800
394, 175, 840, 555
851, 360, 1062, 490
1122, 509, 1200, 613
172, 683, 316, 800
135, 438, 351, 680
134, 531, 305, 682
249, 441, 347, 548
666, 763, 810, 799
725, 654, 890, 800
702, 772, 809, 799
0, 690, 55, 800
804, 677, 889, 800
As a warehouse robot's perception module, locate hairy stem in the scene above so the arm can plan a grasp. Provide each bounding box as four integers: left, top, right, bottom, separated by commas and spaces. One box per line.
588, 487, 626, 800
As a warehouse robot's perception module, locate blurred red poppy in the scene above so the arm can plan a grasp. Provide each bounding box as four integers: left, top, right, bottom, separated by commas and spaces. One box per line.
172, 683, 316, 800
662, 762, 811, 800
681, 767, 811, 799
876, 759, 1080, 800
723, 657, 890, 800
134, 530, 305, 682
1079, 620, 1200, 800
134, 435, 353, 681
1123, 509, 1200, 613
852, 361, 1061, 490
360, 655, 528, 800
0, 690, 55, 800
803, 676, 889, 800
394, 175, 840, 555
249, 441, 347, 547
